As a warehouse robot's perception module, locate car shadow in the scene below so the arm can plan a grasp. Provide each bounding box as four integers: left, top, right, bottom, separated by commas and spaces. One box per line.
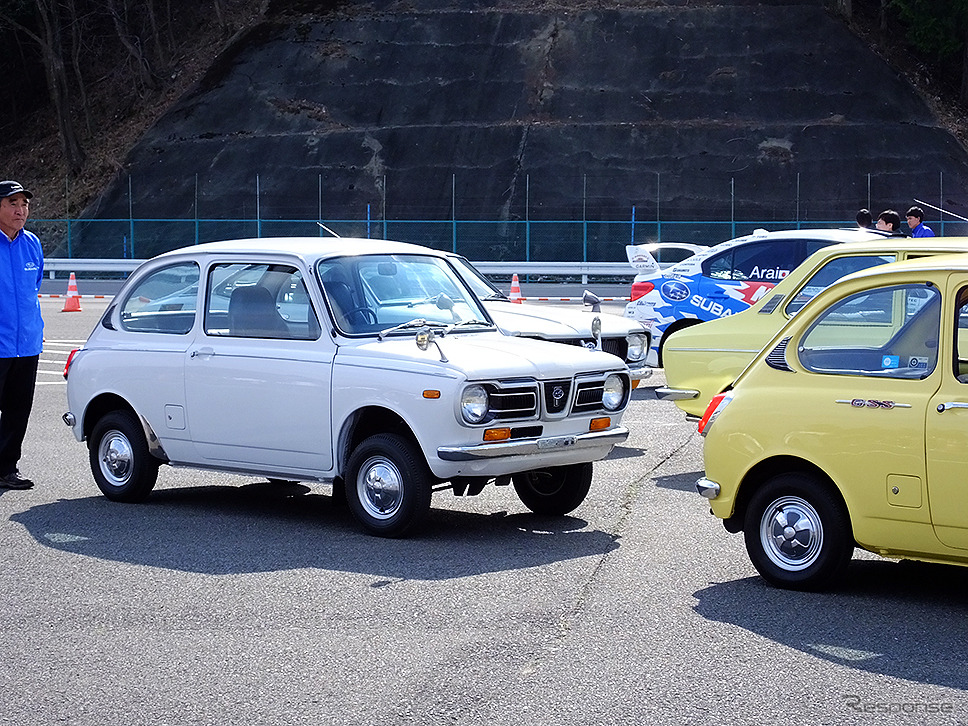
654, 469, 703, 493
10, 481, 619, 579
605, 445, 646, 461
693, 559, 968, 689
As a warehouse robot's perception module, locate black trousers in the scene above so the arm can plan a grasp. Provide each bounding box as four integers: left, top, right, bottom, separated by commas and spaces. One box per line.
0, 355, 39, 476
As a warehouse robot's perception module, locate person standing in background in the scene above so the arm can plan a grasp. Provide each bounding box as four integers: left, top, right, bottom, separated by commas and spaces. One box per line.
0, 181, 44, 489
875, 209, 906, 236
905, 206, 935, 237
855, 208, 874, 229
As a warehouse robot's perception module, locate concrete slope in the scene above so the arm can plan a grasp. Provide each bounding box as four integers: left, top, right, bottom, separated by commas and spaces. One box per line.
74, 0, 968, 257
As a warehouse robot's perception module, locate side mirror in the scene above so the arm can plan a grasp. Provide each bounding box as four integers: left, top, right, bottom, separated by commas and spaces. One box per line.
582, 289, 602, 313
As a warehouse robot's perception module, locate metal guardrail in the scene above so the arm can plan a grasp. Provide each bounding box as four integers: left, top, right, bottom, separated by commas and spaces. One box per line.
43, 259, 635, 278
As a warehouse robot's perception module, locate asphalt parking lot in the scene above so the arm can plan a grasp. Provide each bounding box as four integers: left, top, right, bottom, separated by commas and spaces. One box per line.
3, 297, 968, 725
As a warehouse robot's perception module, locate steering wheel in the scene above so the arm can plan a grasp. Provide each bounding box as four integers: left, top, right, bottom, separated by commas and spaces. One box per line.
346, 307, 378, 324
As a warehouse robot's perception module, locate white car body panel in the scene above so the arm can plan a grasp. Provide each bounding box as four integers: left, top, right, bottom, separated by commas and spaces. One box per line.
65, 237, 631, 488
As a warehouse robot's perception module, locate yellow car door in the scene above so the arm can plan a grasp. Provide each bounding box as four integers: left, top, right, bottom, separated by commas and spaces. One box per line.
926, 278, 968, 550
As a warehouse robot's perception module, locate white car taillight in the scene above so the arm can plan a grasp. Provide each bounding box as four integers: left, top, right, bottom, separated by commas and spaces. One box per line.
63, 348, 80, 380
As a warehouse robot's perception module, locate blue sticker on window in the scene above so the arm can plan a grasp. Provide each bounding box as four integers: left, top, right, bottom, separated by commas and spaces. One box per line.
882, 355, 900, 369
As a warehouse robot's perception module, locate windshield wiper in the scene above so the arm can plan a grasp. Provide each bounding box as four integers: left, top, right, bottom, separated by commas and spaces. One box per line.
378, 318, 447, 340
448, 319, 494, 330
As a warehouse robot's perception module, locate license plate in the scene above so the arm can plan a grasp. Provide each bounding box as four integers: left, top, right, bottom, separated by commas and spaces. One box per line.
537, 435, 576, 450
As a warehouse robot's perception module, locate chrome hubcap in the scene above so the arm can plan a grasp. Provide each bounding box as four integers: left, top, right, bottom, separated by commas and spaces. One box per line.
98, 431, 133, 486
357, 456, 404, 520
759, 495, 823, 571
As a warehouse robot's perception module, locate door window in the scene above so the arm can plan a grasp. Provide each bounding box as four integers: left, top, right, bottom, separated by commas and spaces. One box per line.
785, 254, 895, 316
798, 283, 940, 379
204, 263, 320, 340
954, 287, 968, 382
704, 241, 800, 282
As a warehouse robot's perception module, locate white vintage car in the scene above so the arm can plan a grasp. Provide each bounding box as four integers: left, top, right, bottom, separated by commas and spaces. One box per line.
442, 254, 651, 384
63, 238, 632, 537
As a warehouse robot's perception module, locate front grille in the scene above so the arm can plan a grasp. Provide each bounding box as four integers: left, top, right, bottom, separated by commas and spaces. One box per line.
557, 336, 628, 361
509, 425, 543, 439
543, 380, 572, 414
601, 337, 628, 359
488, 383, 538, 419
573, 380, 606, 413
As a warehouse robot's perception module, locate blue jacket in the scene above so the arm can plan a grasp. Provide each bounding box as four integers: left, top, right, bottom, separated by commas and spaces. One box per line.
911, 223, 935, 238
0, 229, 44, 358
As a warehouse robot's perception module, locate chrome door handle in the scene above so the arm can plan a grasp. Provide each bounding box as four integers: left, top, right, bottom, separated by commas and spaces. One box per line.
190, 347, 215, 358
937, 402, 968, 412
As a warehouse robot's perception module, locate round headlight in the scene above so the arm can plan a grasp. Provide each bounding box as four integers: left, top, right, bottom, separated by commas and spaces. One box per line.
461, 384, 489, 424
591, 316, 602, 338
602, 374, 627, 411
626, 333, 647, 362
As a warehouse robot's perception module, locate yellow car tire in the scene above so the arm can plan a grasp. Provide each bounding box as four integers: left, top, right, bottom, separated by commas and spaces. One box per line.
743, 472, 853, 591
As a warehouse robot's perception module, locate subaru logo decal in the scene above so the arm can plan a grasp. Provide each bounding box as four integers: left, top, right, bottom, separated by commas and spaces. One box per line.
552, 385, 565, 402
660, 280, 691, 302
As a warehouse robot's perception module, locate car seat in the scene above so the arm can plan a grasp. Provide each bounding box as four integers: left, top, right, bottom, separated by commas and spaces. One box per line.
228, 286, 289, 338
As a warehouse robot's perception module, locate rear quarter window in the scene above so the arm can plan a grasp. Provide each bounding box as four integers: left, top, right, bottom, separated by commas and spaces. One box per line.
119, 262, 200, 335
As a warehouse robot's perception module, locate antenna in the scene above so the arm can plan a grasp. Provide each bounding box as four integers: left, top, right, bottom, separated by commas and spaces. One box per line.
317, 222, 342, 237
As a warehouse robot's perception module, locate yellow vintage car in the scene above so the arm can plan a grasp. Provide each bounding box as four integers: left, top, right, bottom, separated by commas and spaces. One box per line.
696, 253, 968, 590
661, 237, 968, 418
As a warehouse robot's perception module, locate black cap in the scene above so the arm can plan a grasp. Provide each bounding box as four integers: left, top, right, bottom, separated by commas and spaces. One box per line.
0, 180, 33, 199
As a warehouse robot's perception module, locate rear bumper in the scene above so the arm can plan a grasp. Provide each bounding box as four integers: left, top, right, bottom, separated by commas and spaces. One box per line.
696, 477, 721, 500
656, 386, 698, 401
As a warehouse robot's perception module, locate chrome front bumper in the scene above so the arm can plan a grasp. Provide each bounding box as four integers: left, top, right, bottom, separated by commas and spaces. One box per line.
656, 386, 698, 401
628, 363, 653, 382
696, 477, 721, 500
438, 426, 629, 462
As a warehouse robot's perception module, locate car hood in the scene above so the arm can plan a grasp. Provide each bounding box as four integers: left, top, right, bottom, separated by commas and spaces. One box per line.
484, 301, 642, 338
337, 330, 627, 379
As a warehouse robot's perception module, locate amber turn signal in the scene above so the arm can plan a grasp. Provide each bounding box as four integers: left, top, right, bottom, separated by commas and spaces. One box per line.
483, 428, 511, 442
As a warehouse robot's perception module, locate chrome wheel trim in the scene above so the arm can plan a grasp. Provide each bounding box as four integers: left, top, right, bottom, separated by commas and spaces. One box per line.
98, 430, 134, 487
759, 495, 823, 571
356, 456, 404, 521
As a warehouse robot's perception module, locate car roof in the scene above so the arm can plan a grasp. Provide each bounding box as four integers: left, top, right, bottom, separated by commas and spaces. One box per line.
152, 237, 440, 263
801, 235, 968, 257
839, 250, 968, 280
673, 227, 888, 266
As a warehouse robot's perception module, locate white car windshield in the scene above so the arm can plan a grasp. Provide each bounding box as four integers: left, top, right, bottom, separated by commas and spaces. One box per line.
317, 254, 492, 334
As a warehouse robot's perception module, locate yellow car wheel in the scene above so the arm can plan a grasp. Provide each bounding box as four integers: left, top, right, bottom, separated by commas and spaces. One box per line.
743, 472, 853, 591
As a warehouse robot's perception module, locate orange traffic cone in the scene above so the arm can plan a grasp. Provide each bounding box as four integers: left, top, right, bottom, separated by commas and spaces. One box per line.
509, 273, 523, 304
61, 272, 82, 312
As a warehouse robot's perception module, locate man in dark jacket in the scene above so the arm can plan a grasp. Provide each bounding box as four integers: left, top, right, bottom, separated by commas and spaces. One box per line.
0, 180, 44, 489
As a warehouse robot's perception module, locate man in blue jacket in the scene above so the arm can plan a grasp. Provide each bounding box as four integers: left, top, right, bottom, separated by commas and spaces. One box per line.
905, 206, 936, 238
0, 180, 44, 489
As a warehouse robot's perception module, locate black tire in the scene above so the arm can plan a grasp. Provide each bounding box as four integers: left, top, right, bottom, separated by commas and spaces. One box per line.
345, 434, 432, 537
743, 472, 853, 591
330, 476, 346, 505
88, 410, 159, 503
512, 462, 593, 516
658, 320, 700, 366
